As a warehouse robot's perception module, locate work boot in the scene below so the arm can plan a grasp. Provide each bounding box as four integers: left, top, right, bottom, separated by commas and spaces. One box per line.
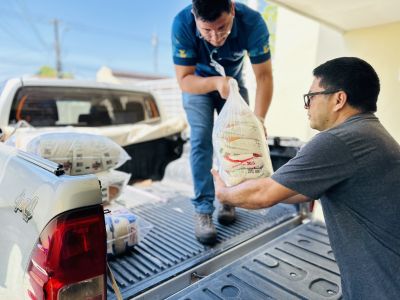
217, 204, 236, 225
194, 213, 217, 245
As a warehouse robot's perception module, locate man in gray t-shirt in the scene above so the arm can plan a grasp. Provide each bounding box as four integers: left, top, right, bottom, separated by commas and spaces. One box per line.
212, 57, 400, 299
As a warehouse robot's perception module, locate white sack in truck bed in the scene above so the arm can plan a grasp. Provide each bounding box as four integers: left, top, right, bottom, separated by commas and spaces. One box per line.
6, 130, 130, 175
96, 169, 131, 204
213, 79, 273, 186
1, 116, 187, 147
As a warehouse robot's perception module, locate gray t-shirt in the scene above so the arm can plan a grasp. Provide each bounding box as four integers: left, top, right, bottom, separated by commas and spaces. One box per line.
272, 113, 400, 299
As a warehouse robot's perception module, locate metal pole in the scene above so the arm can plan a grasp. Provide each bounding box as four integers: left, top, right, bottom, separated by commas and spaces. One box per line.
53, 19, 62, 78
152, 33, 158, 73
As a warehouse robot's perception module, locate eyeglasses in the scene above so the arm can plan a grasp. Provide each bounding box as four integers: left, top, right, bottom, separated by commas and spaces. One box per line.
201, 28, 231, 39
196, 15, 234, 40
303, 89, 341, 109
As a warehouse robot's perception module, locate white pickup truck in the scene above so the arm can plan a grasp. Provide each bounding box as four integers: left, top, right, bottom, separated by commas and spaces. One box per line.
0, 145, 106, 299
0, 78, 341, 300
0, 78, 187, 182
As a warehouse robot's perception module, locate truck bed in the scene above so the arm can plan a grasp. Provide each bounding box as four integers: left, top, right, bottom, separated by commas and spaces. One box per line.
106, 198, 298, 299
106, 139, 316, 299
169, 221, 342, 300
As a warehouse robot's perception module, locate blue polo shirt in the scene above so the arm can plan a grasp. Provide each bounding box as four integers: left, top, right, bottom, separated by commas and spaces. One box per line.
171, 3, 270, 85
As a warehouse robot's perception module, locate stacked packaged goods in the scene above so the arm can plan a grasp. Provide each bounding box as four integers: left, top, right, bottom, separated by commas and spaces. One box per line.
104, 205, 153, 257
7, 130, 152, 256
7, 131, 130, 175
213, 79, 273, 186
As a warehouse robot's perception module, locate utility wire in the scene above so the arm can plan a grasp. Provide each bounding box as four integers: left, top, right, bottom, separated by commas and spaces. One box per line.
6, 0, 50, 51
63, 20, 170, 46
0, 54, 47, 65
0, 18, 43, 52
0, 3, 171, 76
0, 7, 169, 46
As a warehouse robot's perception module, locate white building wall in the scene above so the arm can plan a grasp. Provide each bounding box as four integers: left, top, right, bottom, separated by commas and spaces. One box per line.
253, 6, 321, 142
247, 3, 400, 143
344, 22, 400, 142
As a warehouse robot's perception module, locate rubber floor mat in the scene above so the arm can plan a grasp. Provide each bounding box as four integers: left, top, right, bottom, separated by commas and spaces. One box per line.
107, 197, 297, 299
170, 222, 341, 300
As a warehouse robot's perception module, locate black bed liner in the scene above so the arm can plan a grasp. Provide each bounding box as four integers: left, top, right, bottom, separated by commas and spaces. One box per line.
107, 137, 305, 299
169, 221, 342, 300
106, 197, 298, 299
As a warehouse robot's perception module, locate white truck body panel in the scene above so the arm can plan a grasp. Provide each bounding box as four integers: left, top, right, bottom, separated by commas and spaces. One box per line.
0, 77, 187, 151
0, 78, 165, 128
0, 143, 101, 299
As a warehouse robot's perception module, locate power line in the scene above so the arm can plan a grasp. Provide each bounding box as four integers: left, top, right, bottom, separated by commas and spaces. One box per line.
62, 19, 170, 46
152, 33, 159, 73
0, 4, 172, 76
0, 8, 170, 46
13, 0, 50, 51
0, 16, 44, 52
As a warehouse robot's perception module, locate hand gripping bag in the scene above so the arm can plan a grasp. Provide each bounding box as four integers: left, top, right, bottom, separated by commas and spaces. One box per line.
212, 79, 273, 186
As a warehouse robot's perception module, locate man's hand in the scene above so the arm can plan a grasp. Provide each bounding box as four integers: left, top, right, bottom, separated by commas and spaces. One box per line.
252, 60, 273, 133
256, 115, 268, 137
212, 168, 304, 209
211, 169, 228, 203
215, 76, 233, 99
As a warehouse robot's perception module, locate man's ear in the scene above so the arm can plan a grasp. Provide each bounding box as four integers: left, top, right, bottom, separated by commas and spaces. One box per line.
231, 1, 235, 16
334, 91, 347, 111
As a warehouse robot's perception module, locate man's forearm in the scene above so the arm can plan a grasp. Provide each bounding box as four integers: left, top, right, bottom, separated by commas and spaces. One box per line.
178, 74, 220, 94
254, 72, 273, 120
213, 170, 305, 210
219, 178, 273, 209
282, 194, 312, 204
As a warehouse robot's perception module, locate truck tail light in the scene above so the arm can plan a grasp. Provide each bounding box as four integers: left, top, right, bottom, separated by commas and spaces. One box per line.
27, 205, 106, 300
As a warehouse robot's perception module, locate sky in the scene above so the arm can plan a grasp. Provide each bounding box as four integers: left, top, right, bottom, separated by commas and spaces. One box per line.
0, 0, 191, 82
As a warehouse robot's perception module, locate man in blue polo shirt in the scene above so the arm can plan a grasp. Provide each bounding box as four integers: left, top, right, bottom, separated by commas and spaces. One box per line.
172, 0, 273, 244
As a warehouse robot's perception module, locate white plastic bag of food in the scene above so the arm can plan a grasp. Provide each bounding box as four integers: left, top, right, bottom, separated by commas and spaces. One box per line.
96, 170, 131, 203
212, 79, 273, 186
104, 205, 153, 257
7, 131, 130, 175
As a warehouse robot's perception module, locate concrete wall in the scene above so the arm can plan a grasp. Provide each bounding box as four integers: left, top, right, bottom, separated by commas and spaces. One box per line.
260, 6, 400, 143
344, 22, 400, 142
262, 7, 321, 141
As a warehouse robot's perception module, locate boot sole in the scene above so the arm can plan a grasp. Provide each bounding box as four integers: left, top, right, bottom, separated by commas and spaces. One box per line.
196, 234, 217, 245
217, 215, 236, 225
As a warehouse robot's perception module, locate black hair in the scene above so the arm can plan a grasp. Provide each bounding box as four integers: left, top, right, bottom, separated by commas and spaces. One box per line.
192, 0, 232, 22
313, 57, 380, 112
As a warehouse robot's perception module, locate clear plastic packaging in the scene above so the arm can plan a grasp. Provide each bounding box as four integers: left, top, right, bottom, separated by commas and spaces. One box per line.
104, 206, 153, 257
213, 79, 274, 186
7, 131, 131, 175
96, 170, 131, 203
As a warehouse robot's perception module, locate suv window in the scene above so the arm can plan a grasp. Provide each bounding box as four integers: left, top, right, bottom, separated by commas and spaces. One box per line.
9, 86, 160, 127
